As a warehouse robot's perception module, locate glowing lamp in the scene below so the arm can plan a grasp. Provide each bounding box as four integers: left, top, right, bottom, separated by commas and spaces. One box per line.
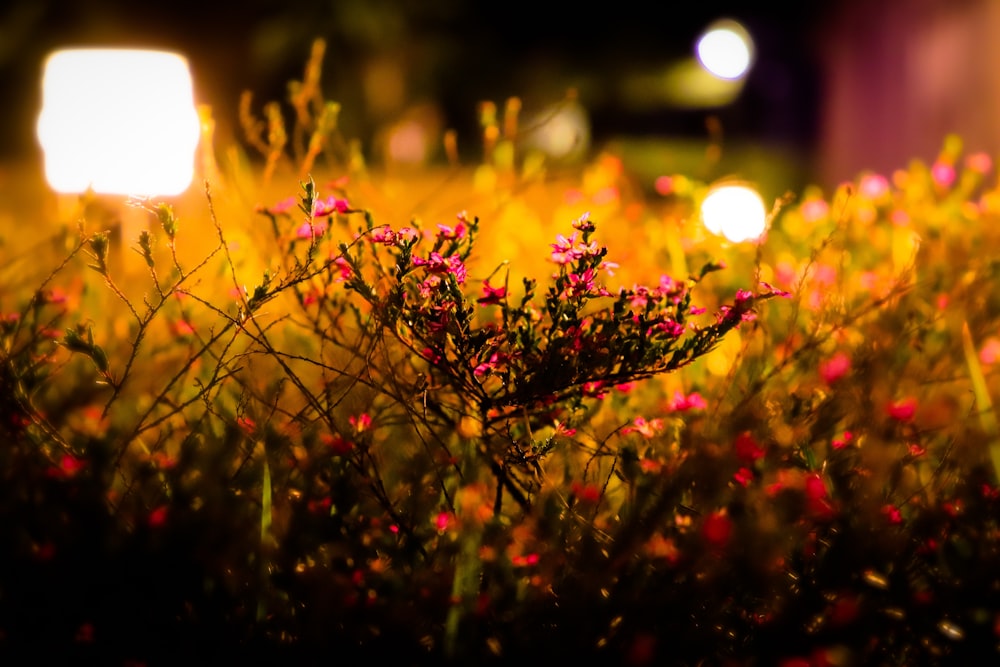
696, 20, 754, 80
700, 184, 767, 243
37, 48, 200, 197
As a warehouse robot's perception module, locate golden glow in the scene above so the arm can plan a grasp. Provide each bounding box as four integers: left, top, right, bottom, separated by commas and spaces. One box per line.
696, 20, 754, 81
700, 183, 767, 243
37, 49, 200, 196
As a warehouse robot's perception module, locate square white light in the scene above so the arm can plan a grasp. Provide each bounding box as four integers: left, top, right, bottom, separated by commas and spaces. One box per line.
37, 49, 201, 196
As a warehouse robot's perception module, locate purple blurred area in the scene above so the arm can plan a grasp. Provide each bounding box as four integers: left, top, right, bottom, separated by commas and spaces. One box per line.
1, 0, 997, 189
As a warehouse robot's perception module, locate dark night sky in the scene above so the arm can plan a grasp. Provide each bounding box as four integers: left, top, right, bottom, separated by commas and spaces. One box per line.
0, 0, 836, 165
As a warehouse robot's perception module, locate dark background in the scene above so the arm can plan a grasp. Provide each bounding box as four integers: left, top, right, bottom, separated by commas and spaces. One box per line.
0, 1, 834, 174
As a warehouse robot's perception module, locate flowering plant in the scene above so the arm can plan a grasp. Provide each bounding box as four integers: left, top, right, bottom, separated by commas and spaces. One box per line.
2, 42, 999, 665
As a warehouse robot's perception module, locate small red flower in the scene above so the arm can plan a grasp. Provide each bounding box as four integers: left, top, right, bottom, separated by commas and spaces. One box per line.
734, 432, 765, 464
148, 506, 168, 528
733, 467, 754, 487
702, 510, 732, 549
171, 319, 195, 337
881, 504, 903, 525
236, 416, 256, 435
322, 434, 354, 456
48, 454, 85, 479
511, 553, 540, 567
804, 472, 836, 520
571, 481, 601, 504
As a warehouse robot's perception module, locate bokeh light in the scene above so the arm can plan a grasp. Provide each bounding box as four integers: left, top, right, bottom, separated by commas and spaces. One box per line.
37, 49, 200, 196
695, 20, 754, 81
700, 183, 768, 243
521, 101, 590, 162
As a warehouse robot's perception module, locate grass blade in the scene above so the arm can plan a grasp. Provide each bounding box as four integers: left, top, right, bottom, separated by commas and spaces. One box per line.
257, 452, 272, 622
961, 321, 1000, 483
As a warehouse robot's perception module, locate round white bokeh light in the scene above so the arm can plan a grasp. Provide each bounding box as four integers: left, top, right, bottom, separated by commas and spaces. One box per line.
700, 184, 768, 243
696, 20, 754, 80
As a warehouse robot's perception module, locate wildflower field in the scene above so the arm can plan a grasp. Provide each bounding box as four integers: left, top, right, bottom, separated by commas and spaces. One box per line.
2, 45, 1000, 666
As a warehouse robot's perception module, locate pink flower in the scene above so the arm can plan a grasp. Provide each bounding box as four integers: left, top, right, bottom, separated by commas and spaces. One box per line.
550, 232, 578, 264
553, 421, 577, 437
759, 281, 792, 298
980, 337, 1000, 364
667, 391, 706, 412
564, 268, 598, 298
332, 256, 352, 282
571, 212, 594, 231
412, 252, 467, 284
819, 352, 851, 384
40, 288, 68, 305
800, 198, 829, 223
623, 416, 664, 438
886, 397, 917, 422
265, 196, 297, 215
313, 195, 350, 216
434, 511, 453, 532
371, 225, 396, 244
473, 351, 504, 377
436, 221, 466, 240
477, 279, 507, 306
648, 318, 685, 338
172, 320, 195, 337
349, 413, 372, 433
859, 173, 890, 199
716, 288, 757, 325
832, 431, 853, 450
654, 175, 675, 196
296, 220, 328, 239
930, 162, 956, 189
